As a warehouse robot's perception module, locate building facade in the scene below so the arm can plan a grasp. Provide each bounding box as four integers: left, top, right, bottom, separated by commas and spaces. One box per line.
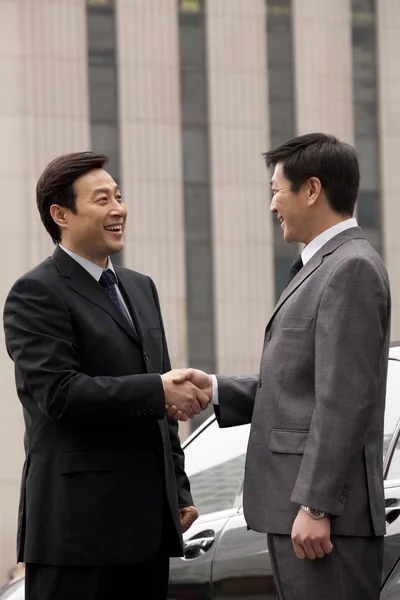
0, 0, 399, 579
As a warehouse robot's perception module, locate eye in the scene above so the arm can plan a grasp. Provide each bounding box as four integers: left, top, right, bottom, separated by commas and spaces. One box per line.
116, 194, 123, 203
97, 197, 108, 203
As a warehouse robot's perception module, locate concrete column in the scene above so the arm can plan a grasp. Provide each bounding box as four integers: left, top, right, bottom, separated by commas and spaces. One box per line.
207, 0, 273, 375
116, 0, 190, 438
292, 0, 354, 143
377, 0, 400, 339
0, 0, 89, 577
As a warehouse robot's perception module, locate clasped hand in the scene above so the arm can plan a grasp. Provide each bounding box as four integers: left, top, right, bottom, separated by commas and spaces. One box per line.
162, 369, 212, 422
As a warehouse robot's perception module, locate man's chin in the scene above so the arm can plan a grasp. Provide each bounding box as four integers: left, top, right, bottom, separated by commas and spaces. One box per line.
108, 241, 124, 255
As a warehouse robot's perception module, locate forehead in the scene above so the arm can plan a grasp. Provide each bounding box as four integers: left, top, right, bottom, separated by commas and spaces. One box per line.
271, 162, 288, 186
74, 168, 117, 196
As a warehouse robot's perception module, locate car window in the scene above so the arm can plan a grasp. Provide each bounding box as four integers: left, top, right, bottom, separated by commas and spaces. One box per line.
0, 578, 24, 600
386, 428, 400, 481
184, 419, 250, 515
384, 359, 400, 460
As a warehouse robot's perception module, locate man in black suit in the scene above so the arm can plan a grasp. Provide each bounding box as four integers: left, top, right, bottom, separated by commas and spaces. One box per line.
3, 152, 208, 600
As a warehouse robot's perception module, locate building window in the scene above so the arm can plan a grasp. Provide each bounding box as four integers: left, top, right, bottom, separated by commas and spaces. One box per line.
266, 0, 297, 300
86, 0, 122, 264
178, 0, 215, 427
352, 0, 382, 257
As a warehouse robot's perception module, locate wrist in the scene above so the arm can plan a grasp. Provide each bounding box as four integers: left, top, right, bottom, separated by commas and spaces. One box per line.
300, 505, 329, 520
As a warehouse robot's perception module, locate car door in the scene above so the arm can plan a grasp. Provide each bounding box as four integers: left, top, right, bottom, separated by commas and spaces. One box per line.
167, 418, 251, 600
382, 356, 400, 584
211, 509, 277, 600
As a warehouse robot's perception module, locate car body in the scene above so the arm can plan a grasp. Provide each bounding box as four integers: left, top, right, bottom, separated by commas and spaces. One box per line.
1, 344, 400, 599
167, 342, 400, 600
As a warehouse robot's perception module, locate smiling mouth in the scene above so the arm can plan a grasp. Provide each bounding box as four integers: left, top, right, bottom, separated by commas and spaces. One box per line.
104, 224, 123, 233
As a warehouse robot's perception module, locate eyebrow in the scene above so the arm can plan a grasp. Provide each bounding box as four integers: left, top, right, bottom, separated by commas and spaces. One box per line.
92, 185, 120, 196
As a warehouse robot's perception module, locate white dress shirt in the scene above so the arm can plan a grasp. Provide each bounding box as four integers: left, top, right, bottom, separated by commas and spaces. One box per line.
211, 217, 358, 404
58, 244, 134, 326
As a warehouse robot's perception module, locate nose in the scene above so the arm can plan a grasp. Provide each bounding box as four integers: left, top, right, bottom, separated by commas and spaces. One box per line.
270, 196, 277, 213
111, 198, 127, 217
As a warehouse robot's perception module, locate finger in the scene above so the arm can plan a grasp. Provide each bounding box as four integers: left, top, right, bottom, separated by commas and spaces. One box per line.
189, 399, 202, 415
292, 540, 306, 560
196, 389, 210, 410
303, 543, 317, 560
178, 411, 189, 422
172, 368, 194, 383
314, 543, 326, 559
165, 404, 178, 416
172, 410, 184, 421
322, 539, 333, 554
181, 516, 190, 533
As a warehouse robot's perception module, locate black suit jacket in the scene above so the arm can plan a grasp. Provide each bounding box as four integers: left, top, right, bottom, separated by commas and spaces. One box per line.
3, 246, 193, 566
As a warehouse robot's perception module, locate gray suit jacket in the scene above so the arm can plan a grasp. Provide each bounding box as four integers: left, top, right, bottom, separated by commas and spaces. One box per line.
216, 227, 391, 537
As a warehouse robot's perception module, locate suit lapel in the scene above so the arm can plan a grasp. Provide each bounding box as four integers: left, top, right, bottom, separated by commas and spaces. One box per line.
115, 267, 163, 374
51, 247, 140, 344
266, 227, 366, 328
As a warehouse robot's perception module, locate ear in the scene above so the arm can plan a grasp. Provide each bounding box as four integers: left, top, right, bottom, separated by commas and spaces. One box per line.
307, 177, 322, 207
49, 204, 69, 234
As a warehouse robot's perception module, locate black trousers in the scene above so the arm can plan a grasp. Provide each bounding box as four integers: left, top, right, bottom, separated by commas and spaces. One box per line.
267, 534, 383, 600
25, 551, 170, 600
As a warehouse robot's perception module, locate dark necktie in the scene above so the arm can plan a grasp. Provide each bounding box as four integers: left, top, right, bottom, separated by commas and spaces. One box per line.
99, 270, 138, 338
287, 254, 303, 285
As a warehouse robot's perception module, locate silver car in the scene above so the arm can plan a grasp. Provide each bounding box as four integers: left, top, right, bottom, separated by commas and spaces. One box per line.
167, 342, 400, 599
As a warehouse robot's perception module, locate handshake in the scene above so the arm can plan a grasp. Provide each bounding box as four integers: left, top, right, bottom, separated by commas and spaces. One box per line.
161, 369, 212, 422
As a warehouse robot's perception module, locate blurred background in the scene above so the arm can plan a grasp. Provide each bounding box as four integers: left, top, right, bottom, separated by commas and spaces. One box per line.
0, 0, 400, 582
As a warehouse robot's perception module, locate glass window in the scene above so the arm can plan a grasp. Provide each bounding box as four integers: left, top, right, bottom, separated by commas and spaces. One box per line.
184, 419, 250, 515
384, 360, 400, 457
385, 360, 400, 478
266, 1, 298, 301
86, 1, 122, 265
386, 433, 400, 482
351, 0, 382, 257
178, 0, 215, 432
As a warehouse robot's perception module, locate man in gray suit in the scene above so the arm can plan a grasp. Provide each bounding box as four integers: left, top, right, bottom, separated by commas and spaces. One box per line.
171, 133, 391, 599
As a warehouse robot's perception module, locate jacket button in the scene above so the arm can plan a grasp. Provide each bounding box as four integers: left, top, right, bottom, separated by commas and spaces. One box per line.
339, 494, 346, 503
257, 378, 262, 388
136, 409, 142, 416
149, 408, 154, 415
266, 331, 272, 341
142, 409, 147, 416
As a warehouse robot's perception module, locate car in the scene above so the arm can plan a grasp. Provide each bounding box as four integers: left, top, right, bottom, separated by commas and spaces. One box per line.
167, 342, 400, 599
1, 344, 400, 599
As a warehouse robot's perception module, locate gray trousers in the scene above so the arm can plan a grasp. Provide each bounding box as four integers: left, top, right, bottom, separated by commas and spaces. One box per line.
267, 534, 383, 600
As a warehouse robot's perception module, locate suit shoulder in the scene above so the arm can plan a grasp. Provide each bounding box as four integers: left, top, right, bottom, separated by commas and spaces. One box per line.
9, 256, 56, 289
115, 266, 153, 286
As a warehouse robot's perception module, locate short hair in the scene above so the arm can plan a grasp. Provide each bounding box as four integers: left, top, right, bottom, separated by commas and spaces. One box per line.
263, 133, 360, 215
36, 151, 109, 243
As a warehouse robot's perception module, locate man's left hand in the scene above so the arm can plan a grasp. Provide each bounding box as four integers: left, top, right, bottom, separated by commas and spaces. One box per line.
179, 505, 198, 533
291, 507, 333, 560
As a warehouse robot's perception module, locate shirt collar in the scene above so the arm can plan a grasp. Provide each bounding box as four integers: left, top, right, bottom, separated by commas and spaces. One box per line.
301, 218, 358, 266
58, 244, 115, 282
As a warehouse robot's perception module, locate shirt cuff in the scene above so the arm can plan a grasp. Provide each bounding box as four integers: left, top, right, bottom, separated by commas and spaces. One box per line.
211, 374, 219, 405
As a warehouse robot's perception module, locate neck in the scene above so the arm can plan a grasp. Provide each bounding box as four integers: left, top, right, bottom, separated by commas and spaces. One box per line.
60, 243, 108, 269
305, 214, 353, 245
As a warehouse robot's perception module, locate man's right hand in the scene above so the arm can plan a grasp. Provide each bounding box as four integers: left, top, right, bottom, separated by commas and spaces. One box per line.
165, 369, 213, 421
162, 370, 210, 422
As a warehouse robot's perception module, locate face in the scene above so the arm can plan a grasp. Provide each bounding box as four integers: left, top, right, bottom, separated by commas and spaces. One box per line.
270, 163, 309, 244
56, 168, 127, 267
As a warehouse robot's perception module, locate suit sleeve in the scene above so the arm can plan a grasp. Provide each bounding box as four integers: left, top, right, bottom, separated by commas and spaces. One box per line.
215, 375, 258, 427
3, 276, 166, 422
148, 277, 194, 508
290, 257, 390, 516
